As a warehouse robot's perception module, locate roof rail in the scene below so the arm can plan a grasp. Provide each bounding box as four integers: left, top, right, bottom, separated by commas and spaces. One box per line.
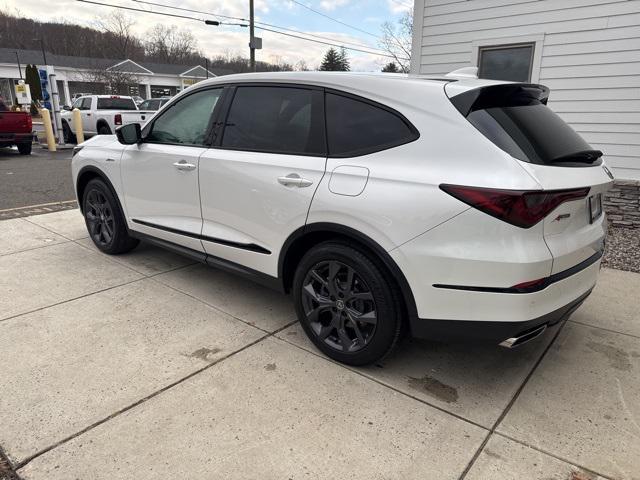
445, 67, 478, 79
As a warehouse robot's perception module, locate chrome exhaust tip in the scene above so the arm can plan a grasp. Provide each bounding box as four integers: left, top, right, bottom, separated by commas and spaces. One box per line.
499, 324, 547, 348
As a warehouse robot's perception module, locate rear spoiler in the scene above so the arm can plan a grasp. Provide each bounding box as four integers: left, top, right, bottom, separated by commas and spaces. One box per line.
448, 83, 550, 117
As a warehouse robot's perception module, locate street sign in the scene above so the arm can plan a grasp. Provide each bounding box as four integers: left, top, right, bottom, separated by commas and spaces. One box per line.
15, 81, 32, 105
250, 37, 262, 50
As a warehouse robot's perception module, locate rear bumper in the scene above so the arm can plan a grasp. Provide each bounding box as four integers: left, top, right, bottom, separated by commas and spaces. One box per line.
410, 288, 592, 344
0, 132, 34, 144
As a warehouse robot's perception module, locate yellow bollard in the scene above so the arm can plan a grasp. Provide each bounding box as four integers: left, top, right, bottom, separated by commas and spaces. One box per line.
40, 108, 56, 152
72, 108, 84, 144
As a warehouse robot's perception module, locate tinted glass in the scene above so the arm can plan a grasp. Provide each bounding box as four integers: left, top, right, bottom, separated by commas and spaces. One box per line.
96, 98, 137, 110
325, 93, 417, 157
140, 99, 160, 110
146, 88, 221, 145
80, 98, 92, 110
221, 86, 324, 155
478, 45, 533, 82
455, 86, 594, 165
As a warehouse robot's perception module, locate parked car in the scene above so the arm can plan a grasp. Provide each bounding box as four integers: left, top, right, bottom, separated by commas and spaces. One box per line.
60, 95, 152, 143
0, 97, 33, 155
138, 97, 171, 111
71, 71, 613, 365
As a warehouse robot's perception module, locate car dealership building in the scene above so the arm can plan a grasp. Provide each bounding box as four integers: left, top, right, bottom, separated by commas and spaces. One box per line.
0, 48, 231, 107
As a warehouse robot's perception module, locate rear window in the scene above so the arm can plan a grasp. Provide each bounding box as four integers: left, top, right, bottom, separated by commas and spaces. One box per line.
96, 97, 137, 110
325, 93, 418, 157
450, 84, 600, 166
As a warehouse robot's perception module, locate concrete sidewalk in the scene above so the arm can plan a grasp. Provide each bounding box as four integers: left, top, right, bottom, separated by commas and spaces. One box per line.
1, 210, 638, 479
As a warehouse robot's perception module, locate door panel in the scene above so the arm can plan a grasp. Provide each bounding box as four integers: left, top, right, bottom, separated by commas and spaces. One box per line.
197, 84, 327, 276
120, 143, 205, 252
198, 149, 325, 275
119, 87, 224, 252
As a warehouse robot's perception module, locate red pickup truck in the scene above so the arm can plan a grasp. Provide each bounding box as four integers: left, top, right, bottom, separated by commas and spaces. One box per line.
0, 97, 33, 155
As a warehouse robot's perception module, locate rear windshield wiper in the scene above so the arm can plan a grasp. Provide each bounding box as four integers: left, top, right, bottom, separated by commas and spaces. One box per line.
548, 150, 603, 164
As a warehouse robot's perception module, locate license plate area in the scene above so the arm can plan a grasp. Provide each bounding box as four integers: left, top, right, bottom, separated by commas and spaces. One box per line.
588, 193, 602, 224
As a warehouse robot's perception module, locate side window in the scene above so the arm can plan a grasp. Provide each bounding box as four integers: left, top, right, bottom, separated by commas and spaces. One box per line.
80, 98, 92, 110
221, 86, 324, 156
325, 93, 417, 157
146, 88, 221, 145
72, 98, 82, 109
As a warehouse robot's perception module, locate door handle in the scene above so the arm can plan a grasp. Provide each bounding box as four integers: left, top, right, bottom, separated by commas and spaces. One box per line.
173, 160, 196, 171
277, 173, 313, 188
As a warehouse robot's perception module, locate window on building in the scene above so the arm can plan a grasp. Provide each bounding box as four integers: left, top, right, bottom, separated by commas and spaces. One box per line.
146, 88, 221, 145
221, 86, 325, 156
478, 44, 534, 82
325, 92, 418, 157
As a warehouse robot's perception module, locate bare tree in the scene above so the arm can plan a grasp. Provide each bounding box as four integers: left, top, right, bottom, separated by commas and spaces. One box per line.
379, 11, 412, 73
145, 25, 199, 64
294, 59, 309, 71
75, 68, 140, 96
95, 12, 143, 60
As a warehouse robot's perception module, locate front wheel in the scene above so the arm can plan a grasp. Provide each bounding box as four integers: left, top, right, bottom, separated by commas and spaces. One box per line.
293, 242, 403, 366
82, 179, 139, 254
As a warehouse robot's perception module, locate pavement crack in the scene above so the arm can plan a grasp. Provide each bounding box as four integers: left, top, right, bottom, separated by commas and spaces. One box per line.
14, 320, 298, 472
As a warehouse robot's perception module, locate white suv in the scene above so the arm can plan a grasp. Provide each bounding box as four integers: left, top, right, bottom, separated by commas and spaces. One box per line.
71, 71, 612, 365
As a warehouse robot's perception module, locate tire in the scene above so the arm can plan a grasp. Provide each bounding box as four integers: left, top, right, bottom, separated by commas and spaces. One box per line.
97, 124, 111, 135
293, 241, 403, 366
63, 121, 76, 144
17, 142, 32, 155
82, 178, 139, 254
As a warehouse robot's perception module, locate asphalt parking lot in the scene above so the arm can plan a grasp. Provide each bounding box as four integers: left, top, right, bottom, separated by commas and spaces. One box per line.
0, 210, 639, 479
0, 147, 76, 219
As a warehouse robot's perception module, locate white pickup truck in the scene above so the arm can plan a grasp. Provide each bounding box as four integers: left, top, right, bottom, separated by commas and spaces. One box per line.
60, 95, 153, 143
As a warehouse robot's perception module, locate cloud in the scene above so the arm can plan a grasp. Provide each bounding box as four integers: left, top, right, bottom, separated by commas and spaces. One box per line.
386, 0, 413, 14
319, 0, 350, 12
1, 0, 387, 71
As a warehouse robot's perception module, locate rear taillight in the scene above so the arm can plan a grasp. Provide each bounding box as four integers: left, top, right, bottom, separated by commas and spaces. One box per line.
115, 114, 122, 125
26, 115, 32, 130
440, 184, 590, 228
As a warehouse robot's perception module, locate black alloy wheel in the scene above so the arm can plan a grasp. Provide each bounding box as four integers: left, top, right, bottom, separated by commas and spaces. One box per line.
301, 260, 377, 353
85, 189, 115, 248
82, 178, 139, 254
293, 242, 403, 366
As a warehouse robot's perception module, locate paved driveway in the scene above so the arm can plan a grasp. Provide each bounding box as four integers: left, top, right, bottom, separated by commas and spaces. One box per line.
1, 210, 639, 479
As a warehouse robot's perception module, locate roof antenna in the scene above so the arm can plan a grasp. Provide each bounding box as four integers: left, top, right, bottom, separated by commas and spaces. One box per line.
445, 67, 478, 79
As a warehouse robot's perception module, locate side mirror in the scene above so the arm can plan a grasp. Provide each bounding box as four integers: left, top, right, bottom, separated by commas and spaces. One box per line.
62, 105, 72, 111
116, 123, 142, 145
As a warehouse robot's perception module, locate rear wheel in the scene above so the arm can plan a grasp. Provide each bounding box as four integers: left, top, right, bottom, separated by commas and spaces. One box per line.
82, 178, 139, 254
293, 242, 403, 366
62, 121, 76, 144
97, 124, 111, 135
17, 142, 32, 155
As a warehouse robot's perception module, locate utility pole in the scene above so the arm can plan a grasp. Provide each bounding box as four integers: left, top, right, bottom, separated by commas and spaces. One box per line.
15, 51, 22, 79
249, 0, 256, 72
38, 38, 48, 66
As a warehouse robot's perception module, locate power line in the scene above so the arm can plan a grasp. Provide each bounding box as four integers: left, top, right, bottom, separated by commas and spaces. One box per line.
254, 25, 403, 58
131, 0, 387, 54
287, 0, 381, 39
75, 0, 405, 59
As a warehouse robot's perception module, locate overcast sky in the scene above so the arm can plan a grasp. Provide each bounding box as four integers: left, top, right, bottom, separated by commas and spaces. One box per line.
3, 0, 412, 70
